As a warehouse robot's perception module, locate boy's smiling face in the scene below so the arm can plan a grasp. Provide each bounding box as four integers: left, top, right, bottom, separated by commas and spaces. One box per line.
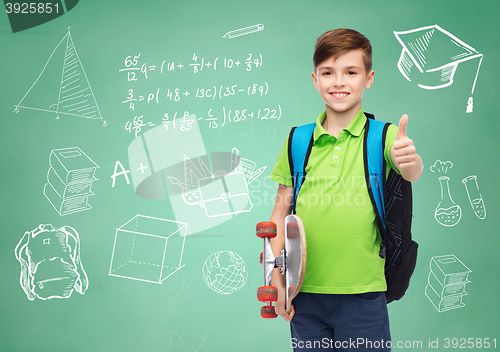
312, 49, 374, 119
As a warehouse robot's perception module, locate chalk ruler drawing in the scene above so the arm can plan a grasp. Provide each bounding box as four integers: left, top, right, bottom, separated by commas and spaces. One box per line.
394, 25, 483, 113
15, 224, 89, 301
223, 23, 264, 39
109, 215, 187, 284
128, 116, 261, 235
44, 147, 99, 216
425, 254, 471, 312
202, 250, 247, 295
14, 27, 106, 125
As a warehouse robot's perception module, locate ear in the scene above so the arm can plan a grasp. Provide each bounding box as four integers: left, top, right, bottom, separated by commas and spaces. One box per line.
365, 70, 374, 89
312, 71, 319, 91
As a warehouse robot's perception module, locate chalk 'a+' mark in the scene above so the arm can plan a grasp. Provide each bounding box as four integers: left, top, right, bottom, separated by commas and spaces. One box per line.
14, 27, 106, 126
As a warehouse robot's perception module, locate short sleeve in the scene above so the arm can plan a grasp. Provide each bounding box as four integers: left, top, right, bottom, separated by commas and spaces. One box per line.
269, 136, 293, 186
384, 123, 400, 174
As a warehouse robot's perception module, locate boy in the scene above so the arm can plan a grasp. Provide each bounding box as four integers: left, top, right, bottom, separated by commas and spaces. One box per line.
269, 29, 423, 351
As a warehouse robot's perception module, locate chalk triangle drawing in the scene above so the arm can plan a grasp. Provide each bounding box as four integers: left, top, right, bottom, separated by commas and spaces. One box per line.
14, 27, 106, 126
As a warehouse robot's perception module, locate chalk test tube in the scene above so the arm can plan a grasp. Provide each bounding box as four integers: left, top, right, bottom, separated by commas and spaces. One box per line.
462, 175, 486, 219
223, 24, 264, 39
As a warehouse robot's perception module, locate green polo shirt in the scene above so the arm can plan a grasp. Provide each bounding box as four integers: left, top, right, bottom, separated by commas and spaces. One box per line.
270, 108, 399, 294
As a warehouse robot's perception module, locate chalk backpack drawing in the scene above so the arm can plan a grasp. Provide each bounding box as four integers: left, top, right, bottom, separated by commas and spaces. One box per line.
288, 113, 418, 303
15, 224, 88, 301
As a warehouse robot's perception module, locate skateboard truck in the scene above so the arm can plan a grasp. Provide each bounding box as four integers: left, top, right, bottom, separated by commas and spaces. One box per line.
256, 216, 306, 319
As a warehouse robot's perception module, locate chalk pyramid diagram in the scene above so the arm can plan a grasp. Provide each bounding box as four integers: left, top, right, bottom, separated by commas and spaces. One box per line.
394, 25, 483, 92
14, 28, 105, 124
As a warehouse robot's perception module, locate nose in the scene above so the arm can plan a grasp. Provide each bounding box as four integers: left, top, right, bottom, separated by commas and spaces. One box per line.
333, 75, 345, 87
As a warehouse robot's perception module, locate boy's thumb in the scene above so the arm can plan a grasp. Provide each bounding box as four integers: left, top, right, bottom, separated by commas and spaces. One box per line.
397, 114, 408, 139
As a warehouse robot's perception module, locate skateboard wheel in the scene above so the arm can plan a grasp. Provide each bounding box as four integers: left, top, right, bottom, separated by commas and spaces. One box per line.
256, 221, 277, 238
261, 305, 278, 319
260, 252, 263, 264
287, 222, 300, 239
257, 286, 278, 302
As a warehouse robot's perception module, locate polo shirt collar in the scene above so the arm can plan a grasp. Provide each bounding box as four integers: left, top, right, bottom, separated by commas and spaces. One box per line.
313, 108, 367, 142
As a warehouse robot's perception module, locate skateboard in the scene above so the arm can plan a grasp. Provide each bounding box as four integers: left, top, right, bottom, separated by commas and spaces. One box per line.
256, 214, 307, 319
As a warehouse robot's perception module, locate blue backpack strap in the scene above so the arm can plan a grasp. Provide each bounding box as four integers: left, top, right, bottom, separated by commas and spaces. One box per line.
364, 118, 390, 234
288, 122, 315, 214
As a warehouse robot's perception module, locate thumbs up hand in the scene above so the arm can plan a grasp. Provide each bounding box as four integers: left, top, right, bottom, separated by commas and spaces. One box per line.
391, 114, 419, 175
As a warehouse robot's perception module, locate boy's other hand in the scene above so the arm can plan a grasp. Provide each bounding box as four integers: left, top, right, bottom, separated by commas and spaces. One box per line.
393, 114, 416, 170
275, 288, 295, 321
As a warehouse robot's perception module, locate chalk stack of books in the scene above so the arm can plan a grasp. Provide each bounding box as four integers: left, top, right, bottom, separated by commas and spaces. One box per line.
425, 254, 471, 312
44, 147, 99, 216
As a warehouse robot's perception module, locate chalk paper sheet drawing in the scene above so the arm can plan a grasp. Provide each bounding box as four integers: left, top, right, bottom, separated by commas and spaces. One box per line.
43, 147, 99, 216
425, 254, 471, 312
202, 250, 247, 295
108, 215, 187, 284
15, 224, 89, 301
14, 27, 105, 125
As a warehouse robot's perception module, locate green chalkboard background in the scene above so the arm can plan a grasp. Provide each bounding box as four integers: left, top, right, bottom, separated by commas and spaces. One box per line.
1, 0, 499, 351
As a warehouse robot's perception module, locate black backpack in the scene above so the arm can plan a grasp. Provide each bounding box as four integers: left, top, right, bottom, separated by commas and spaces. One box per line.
288, 113, 418, 303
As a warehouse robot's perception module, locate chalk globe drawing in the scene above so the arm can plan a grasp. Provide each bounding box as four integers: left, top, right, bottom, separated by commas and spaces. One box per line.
202, 250, 247, 295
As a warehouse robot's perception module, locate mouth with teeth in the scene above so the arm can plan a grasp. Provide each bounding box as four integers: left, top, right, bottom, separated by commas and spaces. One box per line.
330, 92, 350, 99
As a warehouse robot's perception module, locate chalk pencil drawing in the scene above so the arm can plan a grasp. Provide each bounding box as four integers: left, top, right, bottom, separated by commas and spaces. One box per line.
394, 25, 482, 112
223, 24, 264, 39
43, 147, 99, 216
15, 224, 88, 301
462, 175, 486, 220
202, 250, 247, 295
108, 215, 187, 284
14, 27, 106, 125
425, 254, 471, 312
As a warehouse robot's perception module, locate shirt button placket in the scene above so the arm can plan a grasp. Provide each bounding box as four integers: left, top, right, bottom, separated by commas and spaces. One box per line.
331, 142, 340, 177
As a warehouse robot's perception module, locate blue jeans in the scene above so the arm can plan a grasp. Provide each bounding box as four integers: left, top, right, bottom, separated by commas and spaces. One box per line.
290, 292, 391, 351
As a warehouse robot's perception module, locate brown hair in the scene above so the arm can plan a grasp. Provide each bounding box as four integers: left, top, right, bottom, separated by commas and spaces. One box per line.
313, 28, 372, 72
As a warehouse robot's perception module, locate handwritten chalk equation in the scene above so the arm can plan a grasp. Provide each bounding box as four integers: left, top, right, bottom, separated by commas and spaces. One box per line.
121, 83, 269, 110
119, 52, 264, 80
123, 105, 282, 136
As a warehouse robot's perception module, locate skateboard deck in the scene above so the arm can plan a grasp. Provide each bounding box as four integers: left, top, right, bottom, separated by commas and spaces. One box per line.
284, 214, 306, 314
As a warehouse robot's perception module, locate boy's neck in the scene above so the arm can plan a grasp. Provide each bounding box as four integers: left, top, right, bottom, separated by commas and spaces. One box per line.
322, 107, 360, 138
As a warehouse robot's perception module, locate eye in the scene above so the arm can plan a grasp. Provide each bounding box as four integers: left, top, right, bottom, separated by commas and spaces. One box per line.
347, 71, 357, 75
322, 71, 332, 76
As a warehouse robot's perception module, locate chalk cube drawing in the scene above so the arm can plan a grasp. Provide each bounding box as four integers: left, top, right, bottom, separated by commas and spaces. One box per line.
109, 215, 187, 284
425, 254, 471, 312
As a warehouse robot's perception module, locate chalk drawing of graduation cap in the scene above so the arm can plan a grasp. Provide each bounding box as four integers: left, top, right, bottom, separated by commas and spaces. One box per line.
394, 25, 483, 94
